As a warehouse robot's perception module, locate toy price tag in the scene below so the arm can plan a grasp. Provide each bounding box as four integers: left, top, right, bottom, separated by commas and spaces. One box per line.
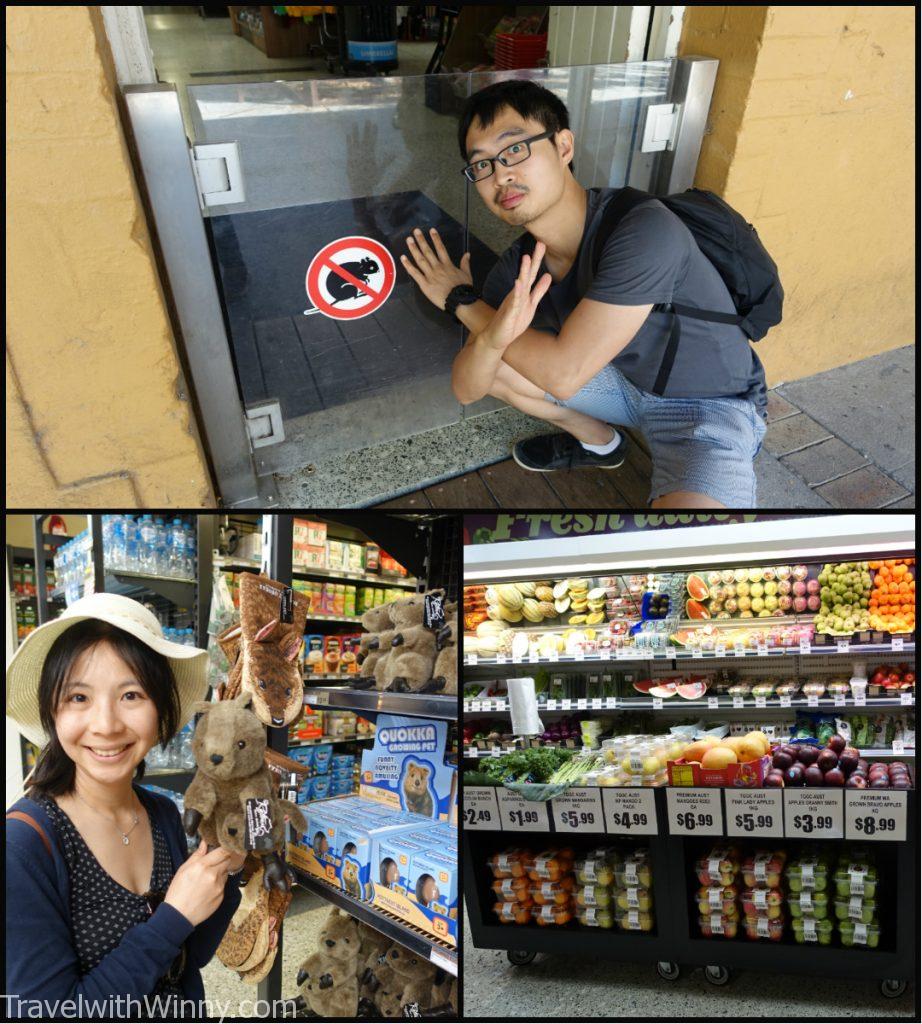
900, 692, 913, 706
551, 789, 605, 833
757, 644, 768, 656
836, 639, 850, 653
496, 789, 549, 832
561, 699, 572, 710
725, 789, 783, 838
807, 695, 820, 708
799, 637, 812, 654
708, 696, 719, 709
692, 647, 703, 660
784, 790, 843, 839
732, 696, 745, 709
602, 788, 658, 836
779, 695, 792, 708
576, 699, 588, 710
891, 637, 904, 652
463, 787, 501, 831
666, 788, 724, 836
715, 645, 726, 658
844, 791, 907, 842
755, 696, 767, 708
466, 654, 478, 665
652, 697, 664, 710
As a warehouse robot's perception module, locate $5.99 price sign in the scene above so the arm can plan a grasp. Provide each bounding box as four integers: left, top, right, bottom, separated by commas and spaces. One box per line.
495, 789, 550, 832
844, 790, 907, 842
666, 788, 724, 836
462, 787, 501, 831
551, 789, 605, 833
724, 789, 783, 838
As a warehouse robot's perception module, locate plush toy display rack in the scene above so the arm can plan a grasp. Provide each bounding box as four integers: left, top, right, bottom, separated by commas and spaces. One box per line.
461, 521, 917, 1000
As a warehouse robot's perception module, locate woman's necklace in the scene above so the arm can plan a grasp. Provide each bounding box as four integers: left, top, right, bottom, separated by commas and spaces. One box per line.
74, 789, 140, 846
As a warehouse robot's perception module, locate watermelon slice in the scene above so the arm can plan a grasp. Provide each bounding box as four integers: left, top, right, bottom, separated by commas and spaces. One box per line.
632, 678, 657, 694
670, 629, 698, 647
686, 599, 710, 619
648, 680, 679, 698
686, 574, 709, 601
677, 679, 709, 699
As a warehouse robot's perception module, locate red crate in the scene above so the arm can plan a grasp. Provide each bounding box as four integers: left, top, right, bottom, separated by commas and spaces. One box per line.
668, 754, 772, 788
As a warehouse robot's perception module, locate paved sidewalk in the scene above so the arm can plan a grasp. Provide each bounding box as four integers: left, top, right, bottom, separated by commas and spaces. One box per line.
757, 345, 914, 508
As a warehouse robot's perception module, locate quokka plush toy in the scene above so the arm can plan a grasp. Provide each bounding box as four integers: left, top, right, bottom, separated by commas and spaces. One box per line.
183, 690, 307, 891
352, 604, 398, 691
368, 942, 444, 1018
383, 590, 446, 693
295, 908, 361, 1018
431, 600, 458, 696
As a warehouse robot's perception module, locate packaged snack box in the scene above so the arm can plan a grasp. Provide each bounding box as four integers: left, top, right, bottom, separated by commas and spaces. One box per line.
313, 744, 334, 774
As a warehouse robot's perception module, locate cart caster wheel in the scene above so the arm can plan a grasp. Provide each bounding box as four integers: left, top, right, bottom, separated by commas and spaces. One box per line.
880, 979, 906, 999
507, 950, 536, 967
656, 961, 681, 981
704, 965, 731, 986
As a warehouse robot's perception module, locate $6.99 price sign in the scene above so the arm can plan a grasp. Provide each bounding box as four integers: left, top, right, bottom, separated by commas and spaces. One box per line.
666, 788, 724, 836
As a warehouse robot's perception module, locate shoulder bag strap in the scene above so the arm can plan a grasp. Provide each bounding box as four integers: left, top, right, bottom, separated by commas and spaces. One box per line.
6, 810, 53, 859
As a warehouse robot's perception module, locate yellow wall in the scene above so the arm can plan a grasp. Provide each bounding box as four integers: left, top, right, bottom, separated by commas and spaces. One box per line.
6, 7, 215, 508
5, 515, 88, 550
679, 6, 914, 386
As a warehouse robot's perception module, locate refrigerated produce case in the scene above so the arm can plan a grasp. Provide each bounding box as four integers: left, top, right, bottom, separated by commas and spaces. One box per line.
462, 515, 917, 998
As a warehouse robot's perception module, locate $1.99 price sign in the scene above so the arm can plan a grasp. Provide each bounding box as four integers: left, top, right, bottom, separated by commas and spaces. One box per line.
551, 789, 605, 833
844, 790, 907, 842
724, 789, 783, 838
666, 788, 724, 836
462, 787, 500, 831
495, 789, 550, 832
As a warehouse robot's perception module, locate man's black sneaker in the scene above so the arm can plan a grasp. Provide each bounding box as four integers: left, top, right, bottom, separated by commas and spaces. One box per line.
512, 431, 630, 472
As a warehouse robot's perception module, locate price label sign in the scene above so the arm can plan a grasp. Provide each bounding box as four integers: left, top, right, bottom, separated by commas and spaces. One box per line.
528, 651, 540, 663
575, 650, 585, 661
733, 643, 745, 657
305, 690, 329, 707
469, 700, 482, 712
755, 696, 767, 709
600, 648, 612, 661
462, 787, 500, 831
602, 788, 658, 836
779, 695, 792, 708
732, 696, 745, 709
512, 653, 523, 664
784, 790, 843, 839
616, 648, 631, 660
891, 637, 904, 652
652, 697, 664, 710
667, 788, 724, 836
576, 698, 588, 710
900, 692, 913, 706
551, 789, 605, 833
561, 699, 572, 710
757, 644, 768, 657
708, 696, 719, 710
799, 637, 812, 654
836, 639, 850, 653
466, 654, 478, 665
591, 698, 603, 710
715, 645, 726, 658
496, 789, 550, 832
892, 738, 905, 755
807, 695, 820, 708
496, 654, 506, 665
725, 789, 783, 839
692, 648, 703, 660
852, 693, 866, 707
546, 699, 558, 710
844, 791, 907, 842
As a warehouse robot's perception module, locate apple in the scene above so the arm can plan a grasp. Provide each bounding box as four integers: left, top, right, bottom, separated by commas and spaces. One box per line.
807, 595, 821, 611
889, 777, 912, 790
870, 777, 890, 789
827, 735, 846, 754
804, 765, 824, 786
792, 581, 807, 597
839, 749, 860, 776
870, 668, 888, 687
889, 761, 909, 772
772, 751, 794, 771
793, 597, 808, 613
785, 764, 806, 786
903, 671, 915, 685
797, 745, 820, 766
856, 758, 869, 772
816, 749, 839, 773
777, 580, 792, 595
806, 579, 821, 594
763, 771, 785, 788
823, 768, 845, 786
846, 775, 867, 789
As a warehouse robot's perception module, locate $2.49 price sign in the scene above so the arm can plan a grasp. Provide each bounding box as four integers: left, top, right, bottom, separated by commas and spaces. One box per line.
462, 787, 500, 831
844, 790, 907, 842
495, 789, 550, 832
666, 788, 724, 836
551, 788, 605, 833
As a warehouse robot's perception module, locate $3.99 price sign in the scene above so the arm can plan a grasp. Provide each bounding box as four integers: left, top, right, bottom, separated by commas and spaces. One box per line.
495, 789, 550, 832
783, 790, 843, 839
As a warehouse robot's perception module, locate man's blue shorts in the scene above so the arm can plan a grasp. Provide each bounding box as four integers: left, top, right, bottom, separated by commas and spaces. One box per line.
545, 362, 767, 507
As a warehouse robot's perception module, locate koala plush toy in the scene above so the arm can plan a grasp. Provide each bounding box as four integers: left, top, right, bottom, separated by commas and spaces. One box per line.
182, 690, 307, 891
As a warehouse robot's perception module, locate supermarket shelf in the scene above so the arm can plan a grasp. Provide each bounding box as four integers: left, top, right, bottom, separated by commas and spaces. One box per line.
463, 746, 914, 760
303, 686, 457, 720
52, 571, 195, 607
305, 613, 363, 625
465, 641, 915, 667
213, 556, 418, 589
288, 736, 373, 748
464, 695, 915, 713
290, 866, 458, 975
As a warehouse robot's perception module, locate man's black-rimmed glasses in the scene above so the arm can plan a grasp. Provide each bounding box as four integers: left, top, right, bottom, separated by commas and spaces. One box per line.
462, 130, 554, 182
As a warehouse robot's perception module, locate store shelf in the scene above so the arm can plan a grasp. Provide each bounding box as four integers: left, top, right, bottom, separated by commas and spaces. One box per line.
464, 694, 915, 713
290, 866, 458, 975
288, 736, 373, 749
213, 555, 418, 589
305, 613, 363, 625
303, 686, 457, 720
51, 571, 195, 607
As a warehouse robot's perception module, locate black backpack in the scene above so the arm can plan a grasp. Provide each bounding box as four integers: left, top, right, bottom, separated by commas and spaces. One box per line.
525, 186, 784, 396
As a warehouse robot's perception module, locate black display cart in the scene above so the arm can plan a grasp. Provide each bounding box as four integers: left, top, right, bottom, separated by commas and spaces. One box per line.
462, 521, 918, 1001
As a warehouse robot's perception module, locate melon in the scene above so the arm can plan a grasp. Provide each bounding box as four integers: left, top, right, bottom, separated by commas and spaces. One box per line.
648, 682, 678, 699
685, 599, 711, 619
677, 680, 709, 699
633, 678, 657, 694
686, 574, 709, 601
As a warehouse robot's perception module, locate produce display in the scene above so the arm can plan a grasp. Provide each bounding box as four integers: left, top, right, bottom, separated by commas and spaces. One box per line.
812, 562, 873, 637
697, 846, 883, 948
686, 565, 812, 619
763, 733, 912, 790
868, 559, 915, 635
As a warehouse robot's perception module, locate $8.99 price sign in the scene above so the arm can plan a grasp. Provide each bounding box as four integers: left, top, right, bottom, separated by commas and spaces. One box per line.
844, 791, 907, 842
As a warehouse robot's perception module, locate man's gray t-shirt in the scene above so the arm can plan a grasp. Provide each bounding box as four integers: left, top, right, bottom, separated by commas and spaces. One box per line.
480, 186, 768, 416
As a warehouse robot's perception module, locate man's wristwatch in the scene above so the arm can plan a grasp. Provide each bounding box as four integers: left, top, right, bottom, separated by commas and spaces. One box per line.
444, 284, 479, 323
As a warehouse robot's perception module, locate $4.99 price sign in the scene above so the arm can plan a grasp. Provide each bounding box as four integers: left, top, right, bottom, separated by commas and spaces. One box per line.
844, 790, 907, 842
462, 787, 500, 831
724, 789, 783, 838
602, 788, 658, 835
551, 789, 605, 833
495, 789, 550, 832
666, 788, 724, 836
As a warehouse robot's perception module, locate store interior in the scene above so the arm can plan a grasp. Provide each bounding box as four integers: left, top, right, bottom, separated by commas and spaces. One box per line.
6, 512, 458, 1017
461, 512, 917, 1017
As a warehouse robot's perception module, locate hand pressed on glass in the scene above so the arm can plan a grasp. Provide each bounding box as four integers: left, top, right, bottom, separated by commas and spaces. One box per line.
400, 226, 472, 311
479, 242, 553, 352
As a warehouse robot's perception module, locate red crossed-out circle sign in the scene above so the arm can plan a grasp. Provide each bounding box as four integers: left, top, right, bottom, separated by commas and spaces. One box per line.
305, 235, 396, 320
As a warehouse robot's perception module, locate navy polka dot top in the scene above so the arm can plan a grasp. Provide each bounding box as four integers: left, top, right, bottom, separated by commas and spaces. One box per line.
34, 794, 186, 1002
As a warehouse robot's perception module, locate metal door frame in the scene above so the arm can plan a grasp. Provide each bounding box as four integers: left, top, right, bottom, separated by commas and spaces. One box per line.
119, 59, 717, 507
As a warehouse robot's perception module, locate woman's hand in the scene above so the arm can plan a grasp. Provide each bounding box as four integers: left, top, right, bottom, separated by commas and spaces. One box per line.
164, 840, 243, 927
400, 227, 472, 311
478, 241, 552, 352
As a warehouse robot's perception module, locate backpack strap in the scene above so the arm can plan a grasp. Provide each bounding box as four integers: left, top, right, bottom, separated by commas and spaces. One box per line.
6, 810, 53, 859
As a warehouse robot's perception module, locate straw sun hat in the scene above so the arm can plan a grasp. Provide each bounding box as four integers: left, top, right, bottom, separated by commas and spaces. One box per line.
6, 592, 209, 749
